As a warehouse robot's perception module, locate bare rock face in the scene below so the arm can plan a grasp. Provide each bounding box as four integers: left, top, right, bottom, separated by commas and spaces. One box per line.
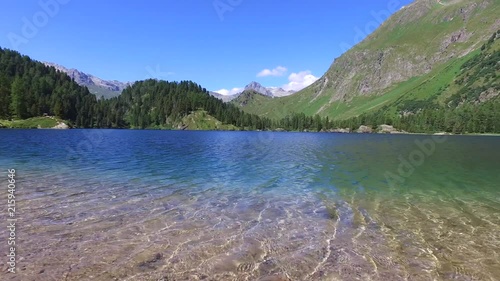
244, 82, 273, 97
43, 62, 130, 93
478, 88, 500, 103
441, 29, 473, 51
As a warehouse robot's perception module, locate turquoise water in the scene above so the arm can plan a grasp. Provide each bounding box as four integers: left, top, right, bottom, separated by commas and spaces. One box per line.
0, 130, 499, 280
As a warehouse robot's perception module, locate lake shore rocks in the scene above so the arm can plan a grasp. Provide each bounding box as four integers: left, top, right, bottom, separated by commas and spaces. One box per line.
51, 122, 70, 129
377, 124, 408, 134
357, 125, 373, 133
329, 128, 351, 133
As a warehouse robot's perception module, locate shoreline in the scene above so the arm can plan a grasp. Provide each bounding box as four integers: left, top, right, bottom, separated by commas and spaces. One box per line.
2, 117, 500, 136
1, 126, 500, 137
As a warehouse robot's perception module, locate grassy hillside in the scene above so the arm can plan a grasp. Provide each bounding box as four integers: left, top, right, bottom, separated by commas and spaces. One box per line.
234, 0, 499, 120
0, 117, 70, 129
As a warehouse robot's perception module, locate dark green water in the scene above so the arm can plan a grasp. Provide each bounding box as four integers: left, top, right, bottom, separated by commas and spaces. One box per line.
0, 130, 499, 280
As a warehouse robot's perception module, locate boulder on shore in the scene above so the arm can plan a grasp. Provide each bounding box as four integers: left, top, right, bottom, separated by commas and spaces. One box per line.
329, 128, 351, 133
378, 124, 397, 134
52, 122, 69, 129
356, 125, 373, 133
177, 124, 188, 130
377, 124, 409, 134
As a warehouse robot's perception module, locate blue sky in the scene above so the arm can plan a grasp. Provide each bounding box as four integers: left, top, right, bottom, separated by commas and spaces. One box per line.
0, 0, 413, 94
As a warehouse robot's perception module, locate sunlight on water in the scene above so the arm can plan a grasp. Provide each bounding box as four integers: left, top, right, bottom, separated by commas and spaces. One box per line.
0, 130, 499, 280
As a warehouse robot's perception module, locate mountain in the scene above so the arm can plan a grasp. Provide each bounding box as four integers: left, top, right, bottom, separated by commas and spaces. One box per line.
210, 81, 296, 102
231, 90, 272, 108
209, 91, 239, 102
234, 0, 500, 120
243, 81, 296, 97
244, 81, 273, 97
268, 87, 296, 97
43, 62, 129, 99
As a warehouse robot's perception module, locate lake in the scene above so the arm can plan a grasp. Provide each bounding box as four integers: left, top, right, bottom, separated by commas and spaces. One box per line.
0, 130, 499, 280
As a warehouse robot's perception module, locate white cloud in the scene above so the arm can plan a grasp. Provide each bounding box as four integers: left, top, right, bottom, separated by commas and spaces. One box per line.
257, 66, 288, 77
282, 70, 319, 92
214, 87, 243, 96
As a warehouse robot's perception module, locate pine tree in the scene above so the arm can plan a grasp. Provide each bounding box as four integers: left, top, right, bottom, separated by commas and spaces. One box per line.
10, 76, 27, 119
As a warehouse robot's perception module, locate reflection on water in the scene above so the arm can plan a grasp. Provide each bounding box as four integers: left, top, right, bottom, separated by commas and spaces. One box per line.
0, 130, 499, 280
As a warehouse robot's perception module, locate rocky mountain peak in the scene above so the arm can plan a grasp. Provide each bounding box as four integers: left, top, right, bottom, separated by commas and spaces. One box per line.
244, 81, 273, 97
43, 62, 130, 98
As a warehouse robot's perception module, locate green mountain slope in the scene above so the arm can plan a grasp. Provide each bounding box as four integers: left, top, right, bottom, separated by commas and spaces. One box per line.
331, 31, 500, 133
235, 0, 499, 120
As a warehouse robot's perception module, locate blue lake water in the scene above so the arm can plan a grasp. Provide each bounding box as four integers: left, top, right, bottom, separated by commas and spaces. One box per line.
0, 130, 499, 280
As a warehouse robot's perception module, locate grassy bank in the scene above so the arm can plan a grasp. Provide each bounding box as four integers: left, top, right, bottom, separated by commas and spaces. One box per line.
0, 117, 69, 129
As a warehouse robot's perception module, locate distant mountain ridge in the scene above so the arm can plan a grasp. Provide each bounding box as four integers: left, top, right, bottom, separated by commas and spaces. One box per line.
244, 81, 273, 97
268, 87, 297, 97
210, 81, 296, 102
244, 81, 296, 97
43, 62, 130, 99
209, 91, 236, 102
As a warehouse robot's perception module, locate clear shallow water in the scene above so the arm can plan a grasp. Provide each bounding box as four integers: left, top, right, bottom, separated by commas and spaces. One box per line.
0, 130, 499, 281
